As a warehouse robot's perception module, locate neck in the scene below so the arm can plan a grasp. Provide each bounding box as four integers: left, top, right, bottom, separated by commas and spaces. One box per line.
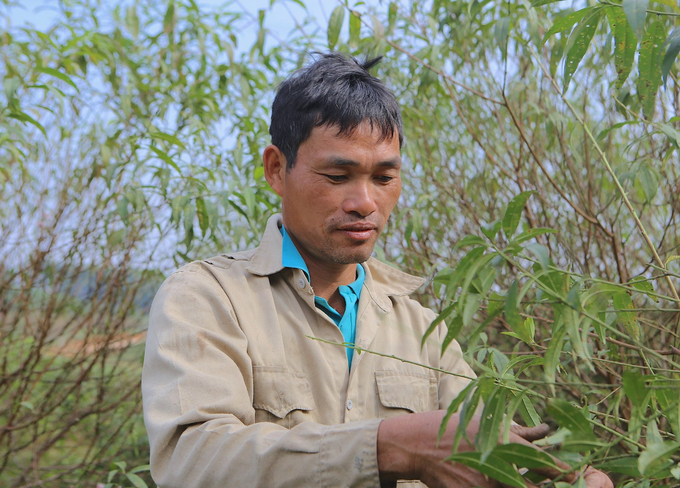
288, 235, 357, 315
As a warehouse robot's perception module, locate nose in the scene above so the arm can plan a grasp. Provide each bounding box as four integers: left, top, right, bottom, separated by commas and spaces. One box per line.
342, 180, 377, 217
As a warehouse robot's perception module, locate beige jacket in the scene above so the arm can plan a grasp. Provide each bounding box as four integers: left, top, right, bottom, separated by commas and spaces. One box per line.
142, 214, 475, 488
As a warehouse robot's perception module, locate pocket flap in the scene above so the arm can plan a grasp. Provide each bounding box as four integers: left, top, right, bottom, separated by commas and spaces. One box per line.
375, 371, 436, 413
253, 369, 315, 419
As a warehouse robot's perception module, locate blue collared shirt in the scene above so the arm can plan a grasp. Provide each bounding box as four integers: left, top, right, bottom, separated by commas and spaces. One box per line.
281, 226, 365, 369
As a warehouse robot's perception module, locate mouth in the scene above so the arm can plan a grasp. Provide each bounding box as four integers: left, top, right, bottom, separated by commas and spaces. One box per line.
337, 223, 378, 241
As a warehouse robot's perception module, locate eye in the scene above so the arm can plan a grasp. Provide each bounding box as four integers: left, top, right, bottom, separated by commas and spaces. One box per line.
322, 174, 347, 182
375, 175, 394, 184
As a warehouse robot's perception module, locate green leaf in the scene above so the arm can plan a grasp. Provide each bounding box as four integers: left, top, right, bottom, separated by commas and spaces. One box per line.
150, 131, 186, 150
637, 21, 665, 120
442, 315, 464, 355
659, 123, 680, 147
638, 164, 658, 202
622, 0, 648, 41
422, 303, 456, 346
639, 440, 680, 476
543, 7, 595, 44
149, 146, 182, 174
494, 17, 510, 58
438, 380, 477, 442
661, 27, 680, 85
125, 472, 149, 488
596, 457, 641, 477
476, 387, 509, 461
526, 243, 550, 270
196, 197, 209, 237
35, 66, 79, 93
493, 443, 560, 469
544, 319, 566, 394
455, 235, 487, 249
163, 0, 175, 35
328, 6, 345, 50
502, 191, 535, 238
513, 227, 557, 244
481, 220, 502, 240
387, 2, 397, 34
445, 452, 526, 487
349, 11, 361, 50
563, 8, 603, 90
505, 280, 523, 337
622, 370, 648, 408
532, 0, 562, 6
606, 6, 636, 89
546, 399, 597, 443
8, 111, 47, 137
613, 292, 640, 341
107, 229, 125, 247
447, 246, 487, 292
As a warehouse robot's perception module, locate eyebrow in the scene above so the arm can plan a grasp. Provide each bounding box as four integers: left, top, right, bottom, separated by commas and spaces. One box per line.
325, 157, 402, 168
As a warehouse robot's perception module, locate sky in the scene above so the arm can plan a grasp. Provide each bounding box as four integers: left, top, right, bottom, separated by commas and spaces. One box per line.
5, 0, 384, 49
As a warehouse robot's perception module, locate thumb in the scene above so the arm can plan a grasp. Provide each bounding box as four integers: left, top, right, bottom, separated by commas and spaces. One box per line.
509, 423, 551, 442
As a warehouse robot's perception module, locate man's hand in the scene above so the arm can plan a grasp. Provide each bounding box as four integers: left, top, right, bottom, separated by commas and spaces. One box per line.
376, 410, 613, 488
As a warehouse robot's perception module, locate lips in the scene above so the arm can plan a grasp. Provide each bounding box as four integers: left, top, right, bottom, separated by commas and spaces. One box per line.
337, 223, 378, 241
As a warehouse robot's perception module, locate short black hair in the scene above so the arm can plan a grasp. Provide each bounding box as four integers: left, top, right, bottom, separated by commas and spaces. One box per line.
269, 52, 403, 169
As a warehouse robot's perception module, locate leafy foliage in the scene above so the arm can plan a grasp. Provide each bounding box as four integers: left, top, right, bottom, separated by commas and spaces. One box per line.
2, 0, 680, 486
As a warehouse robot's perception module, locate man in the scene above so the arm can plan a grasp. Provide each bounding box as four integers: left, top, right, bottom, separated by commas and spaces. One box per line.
142, 53, 611, 488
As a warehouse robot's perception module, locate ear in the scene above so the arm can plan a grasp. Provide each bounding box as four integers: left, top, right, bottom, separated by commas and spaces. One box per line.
263, 144, 287, 197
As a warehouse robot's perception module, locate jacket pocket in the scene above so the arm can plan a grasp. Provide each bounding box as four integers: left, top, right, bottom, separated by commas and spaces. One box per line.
375, 370, 437, 413
253, 369, 316, 419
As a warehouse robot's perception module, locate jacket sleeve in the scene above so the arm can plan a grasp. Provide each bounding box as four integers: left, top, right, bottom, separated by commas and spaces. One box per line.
141, 265, 382, 488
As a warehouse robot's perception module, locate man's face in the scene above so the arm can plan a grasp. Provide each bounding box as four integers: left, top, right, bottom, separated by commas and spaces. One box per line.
268, 121, 402, 269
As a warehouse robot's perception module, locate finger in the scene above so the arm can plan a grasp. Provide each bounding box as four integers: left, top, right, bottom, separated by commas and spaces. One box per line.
505, 431, 575, 482
581, 466, 614, 488
510, 423, 551, 442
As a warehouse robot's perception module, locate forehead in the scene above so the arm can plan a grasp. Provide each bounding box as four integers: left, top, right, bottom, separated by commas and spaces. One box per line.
302, 121, 401, 157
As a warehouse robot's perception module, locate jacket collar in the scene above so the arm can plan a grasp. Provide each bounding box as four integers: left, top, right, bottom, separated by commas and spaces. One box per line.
246, 214, 425, 301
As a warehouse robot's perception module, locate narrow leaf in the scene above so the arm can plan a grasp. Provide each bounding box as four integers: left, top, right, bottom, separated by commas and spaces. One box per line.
661, 27, 680, 84
606, 6, 636, 89
493, 443, 560, 470
638, 440, 680, 475
637, 21, 665, 120
546, 399, 597, 442
564, 8, 603, 90
477, 387, 509, 461
196, 197, 209, 237
36, 66, 80, 93
442, 315, 464, 356
149, 146, 182, 174
613, 292, 640, 341
125, 473, 148, 488
505, 280, 523, 335
438, 380, 477, 442
422, 303, 456, 347
543, 7, 595, 44
445, 452, 526, 488
328, 6, 345, 49
622, 0, 649, 41
349, 11, 361, 50
150, 131, 186, 150
502, 191, 535, 238
494, 17, 510, 58
455, 235, 487, 249
8, 111, 47, 137
513, 227, 557, 244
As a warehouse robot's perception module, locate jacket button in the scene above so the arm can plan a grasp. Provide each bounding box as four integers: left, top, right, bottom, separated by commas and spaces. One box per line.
346, 399, 353, 410
297, 278, 305, 289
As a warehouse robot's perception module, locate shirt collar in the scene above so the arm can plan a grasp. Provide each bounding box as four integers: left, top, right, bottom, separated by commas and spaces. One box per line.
246, 214, 425, 299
